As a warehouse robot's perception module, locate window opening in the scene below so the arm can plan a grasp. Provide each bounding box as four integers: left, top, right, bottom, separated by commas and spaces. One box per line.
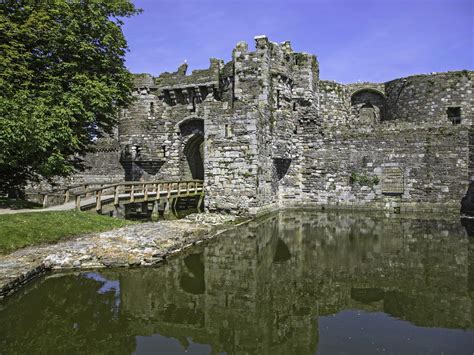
447, 107, 461, 125
225, 124, 233, 138
149, 102, 154, 117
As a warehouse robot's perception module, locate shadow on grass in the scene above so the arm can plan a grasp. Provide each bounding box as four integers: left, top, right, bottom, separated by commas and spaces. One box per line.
0, 197, 42, 210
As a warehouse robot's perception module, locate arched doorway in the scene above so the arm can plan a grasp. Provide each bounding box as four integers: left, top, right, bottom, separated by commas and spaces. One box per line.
177, 118, 205, 180
359, 103, 378, 123
183, 133, 204, 180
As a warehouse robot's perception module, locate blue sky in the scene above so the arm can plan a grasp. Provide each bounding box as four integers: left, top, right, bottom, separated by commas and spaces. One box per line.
122, 0, 473, 83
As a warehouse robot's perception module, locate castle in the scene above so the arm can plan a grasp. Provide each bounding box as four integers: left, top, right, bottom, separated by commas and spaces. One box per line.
76, 36, 474, 215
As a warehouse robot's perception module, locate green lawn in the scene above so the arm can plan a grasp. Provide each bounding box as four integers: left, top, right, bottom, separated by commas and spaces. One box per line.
0, 211, 135, 254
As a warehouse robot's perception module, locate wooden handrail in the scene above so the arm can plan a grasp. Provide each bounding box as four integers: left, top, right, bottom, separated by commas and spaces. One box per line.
72, 179, 203, 196
72, 180, 204, 211
26, 180, 124, 196
113, 186, 119, 205
27, 180, 203, 210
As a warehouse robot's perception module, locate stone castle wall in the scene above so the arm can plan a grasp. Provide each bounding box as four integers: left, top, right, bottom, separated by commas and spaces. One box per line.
385, 71, 474, 123
296, 70, 473, 213
72, 36, 474, 215
296, 123, 469, 213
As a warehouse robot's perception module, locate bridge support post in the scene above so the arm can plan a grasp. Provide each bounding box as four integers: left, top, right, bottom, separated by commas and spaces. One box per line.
75, 195, 81, 210
164, 198, 174, 219
163, 198, 170, 219
113, 204, 125, 219
151, 200, 160, 222
197, 194, 204, 212
42, 194, 48, 208
173, 197, 179, 215
141, 202, 149, 215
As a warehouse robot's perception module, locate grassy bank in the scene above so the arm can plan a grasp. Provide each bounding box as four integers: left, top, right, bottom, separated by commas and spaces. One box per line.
0, 211, 135, 254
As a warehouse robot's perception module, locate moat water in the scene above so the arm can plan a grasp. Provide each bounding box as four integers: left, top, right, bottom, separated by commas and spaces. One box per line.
1, 211, 473, 354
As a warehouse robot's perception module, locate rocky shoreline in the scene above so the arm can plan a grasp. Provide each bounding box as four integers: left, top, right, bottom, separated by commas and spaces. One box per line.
0, 213, 241, 299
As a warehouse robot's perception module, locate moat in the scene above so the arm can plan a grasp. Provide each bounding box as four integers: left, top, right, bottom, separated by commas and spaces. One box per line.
1, 211, 473, 354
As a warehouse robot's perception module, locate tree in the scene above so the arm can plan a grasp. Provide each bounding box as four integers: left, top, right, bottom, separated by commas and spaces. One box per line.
0, 0, 141, 195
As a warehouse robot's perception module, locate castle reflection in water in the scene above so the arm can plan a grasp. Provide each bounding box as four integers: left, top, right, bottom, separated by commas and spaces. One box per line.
1, 211, 473, 354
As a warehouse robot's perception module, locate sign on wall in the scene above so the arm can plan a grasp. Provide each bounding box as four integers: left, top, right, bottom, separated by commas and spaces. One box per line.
382, 167, 404, 195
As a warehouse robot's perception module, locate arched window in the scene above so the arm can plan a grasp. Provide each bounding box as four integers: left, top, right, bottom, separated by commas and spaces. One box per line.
351, 89, 385, 122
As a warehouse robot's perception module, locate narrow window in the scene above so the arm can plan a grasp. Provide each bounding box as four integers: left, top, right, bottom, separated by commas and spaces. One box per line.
225, 124, 232, 138
163, 91, 173, 106
175, 89, 184, 105
447, 106, 461, 125
162, 144, 166, 157
191, 96, 196, 112
149, 102, 154, 117
276, 90, 281, 109
293, 102, 297, 111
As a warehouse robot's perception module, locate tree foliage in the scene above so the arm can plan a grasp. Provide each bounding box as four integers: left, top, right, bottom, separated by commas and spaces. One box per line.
0, 0, 141, 192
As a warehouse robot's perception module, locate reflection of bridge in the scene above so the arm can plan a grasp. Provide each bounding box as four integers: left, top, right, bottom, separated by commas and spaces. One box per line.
26, 180, 204, 217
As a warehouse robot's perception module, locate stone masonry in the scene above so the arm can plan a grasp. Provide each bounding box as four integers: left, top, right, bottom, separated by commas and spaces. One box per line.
71, 36, 474, 215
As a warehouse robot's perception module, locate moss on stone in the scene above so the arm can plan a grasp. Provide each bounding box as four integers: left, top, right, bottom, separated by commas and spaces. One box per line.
350, 172, 380, 187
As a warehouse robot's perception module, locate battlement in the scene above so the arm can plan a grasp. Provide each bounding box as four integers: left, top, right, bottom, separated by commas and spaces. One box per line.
155, 59, 221, 89
131, 35, 319, 110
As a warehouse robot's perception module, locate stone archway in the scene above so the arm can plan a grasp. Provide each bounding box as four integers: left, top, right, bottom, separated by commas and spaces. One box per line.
183, 133, 204, 180
177, 118, 205, 180
359, 103, 378, 123
351, 88, 385, 123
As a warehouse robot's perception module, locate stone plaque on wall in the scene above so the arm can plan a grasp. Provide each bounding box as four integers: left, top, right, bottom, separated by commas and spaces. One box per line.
382, 167, 404, 195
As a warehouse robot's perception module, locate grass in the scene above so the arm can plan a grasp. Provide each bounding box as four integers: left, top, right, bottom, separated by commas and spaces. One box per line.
0, 197, 42, 210
0, 211, 136, 254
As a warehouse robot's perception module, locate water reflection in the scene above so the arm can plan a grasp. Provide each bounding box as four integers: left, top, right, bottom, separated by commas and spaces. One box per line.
0, 211, 473, 354
82, 272, 121, 316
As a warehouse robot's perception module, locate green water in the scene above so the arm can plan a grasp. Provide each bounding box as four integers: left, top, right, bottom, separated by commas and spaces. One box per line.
1, 211, 473, 354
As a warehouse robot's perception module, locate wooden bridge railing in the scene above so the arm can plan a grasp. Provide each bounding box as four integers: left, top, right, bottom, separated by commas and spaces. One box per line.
26, 180, 204, 211
73, 180, 204, 211
25, 180, 124, 208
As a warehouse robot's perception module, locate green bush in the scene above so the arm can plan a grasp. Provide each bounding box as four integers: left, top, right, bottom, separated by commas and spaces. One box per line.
350, 172, 380, 187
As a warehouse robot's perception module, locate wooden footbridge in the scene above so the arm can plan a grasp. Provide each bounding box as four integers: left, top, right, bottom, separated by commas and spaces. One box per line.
25, 180, 204, 217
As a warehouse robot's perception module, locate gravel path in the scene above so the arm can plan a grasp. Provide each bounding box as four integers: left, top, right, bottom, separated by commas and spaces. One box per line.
0, 196, 95, 214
